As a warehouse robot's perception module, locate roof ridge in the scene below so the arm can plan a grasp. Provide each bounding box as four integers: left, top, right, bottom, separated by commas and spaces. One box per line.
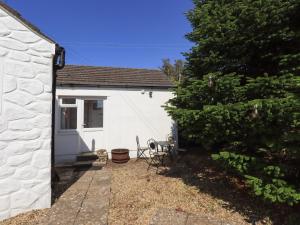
57, 64, 174, 88
65, 64, 161, 72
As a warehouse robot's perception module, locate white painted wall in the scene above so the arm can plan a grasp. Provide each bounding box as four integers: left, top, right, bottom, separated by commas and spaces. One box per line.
55, 86, 175, 163
0, 7, 55, 221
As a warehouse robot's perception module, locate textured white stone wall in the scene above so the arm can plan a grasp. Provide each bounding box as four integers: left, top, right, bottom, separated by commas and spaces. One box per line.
0, 7, 55, 221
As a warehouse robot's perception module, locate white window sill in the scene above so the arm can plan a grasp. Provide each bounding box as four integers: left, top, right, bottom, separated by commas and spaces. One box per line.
57, 130, 78, 135
82, 128, 104, 132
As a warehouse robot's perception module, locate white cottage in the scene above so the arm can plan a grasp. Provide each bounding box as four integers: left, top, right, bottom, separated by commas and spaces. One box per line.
55, 65, 175, 163
0, 2, 64, 221
0, 1, 175, 222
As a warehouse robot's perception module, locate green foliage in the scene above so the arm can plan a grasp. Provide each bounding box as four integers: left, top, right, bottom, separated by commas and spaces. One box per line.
211, 151, 256, 174
167, 97, 299, 149
263, 166, 285, 178
166, 0, 300, 206
213, 151, 300, 205
245, 176, 300, 206
185, 0, 300, 77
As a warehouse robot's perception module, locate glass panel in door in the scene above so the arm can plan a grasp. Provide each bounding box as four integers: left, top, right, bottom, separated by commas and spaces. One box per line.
81, 99, 104, 152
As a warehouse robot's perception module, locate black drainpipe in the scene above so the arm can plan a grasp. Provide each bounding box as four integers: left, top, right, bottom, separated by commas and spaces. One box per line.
51, 45, 65, 184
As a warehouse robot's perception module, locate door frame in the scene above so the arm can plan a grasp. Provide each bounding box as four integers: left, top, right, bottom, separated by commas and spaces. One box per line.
57, 95, 106, 155
78, 96, 106, 152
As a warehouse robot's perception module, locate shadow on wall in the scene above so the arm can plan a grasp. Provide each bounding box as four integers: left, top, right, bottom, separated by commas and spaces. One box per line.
55, 130, 96, 163
92, 139, 95, 151
52, 136, 100, 204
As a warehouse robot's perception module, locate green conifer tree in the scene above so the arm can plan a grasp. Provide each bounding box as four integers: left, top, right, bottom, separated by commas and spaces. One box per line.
167, 0, 300, 205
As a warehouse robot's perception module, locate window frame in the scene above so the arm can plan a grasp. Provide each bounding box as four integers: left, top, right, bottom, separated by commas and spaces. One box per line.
83, 99, 104, 130
59, 97, 77, 108
59, 97, 78, 132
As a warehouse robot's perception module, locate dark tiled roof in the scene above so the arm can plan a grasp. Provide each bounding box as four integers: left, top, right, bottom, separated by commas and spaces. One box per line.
56, 65, 174, 88
0, 1, 56, 44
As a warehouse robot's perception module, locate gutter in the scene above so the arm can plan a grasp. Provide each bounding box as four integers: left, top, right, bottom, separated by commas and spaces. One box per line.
56, 83, 175, 89
51, 45, 65, 183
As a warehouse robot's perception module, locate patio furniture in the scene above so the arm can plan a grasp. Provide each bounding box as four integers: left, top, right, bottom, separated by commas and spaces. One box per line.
157, 140, 174, 160
136, 136, 148, 160
147, 138, 167, 172
166, 134, 187, 161
157, 141, 170, 152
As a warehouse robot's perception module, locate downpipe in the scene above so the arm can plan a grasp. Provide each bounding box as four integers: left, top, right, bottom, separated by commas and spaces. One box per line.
51, 45, 65, 185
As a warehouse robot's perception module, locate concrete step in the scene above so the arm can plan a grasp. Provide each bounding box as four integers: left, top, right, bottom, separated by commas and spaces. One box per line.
74, 160, 102, 170
77, 152, 98, 161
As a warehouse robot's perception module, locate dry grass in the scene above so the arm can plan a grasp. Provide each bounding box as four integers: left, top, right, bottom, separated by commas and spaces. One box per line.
0, 210, 47, 225
1, 154, 295, 225
108, 154, 290, 225
108, 160, 247, 225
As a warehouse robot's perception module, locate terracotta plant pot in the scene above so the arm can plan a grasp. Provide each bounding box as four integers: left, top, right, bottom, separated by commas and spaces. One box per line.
111, 149, 130, 163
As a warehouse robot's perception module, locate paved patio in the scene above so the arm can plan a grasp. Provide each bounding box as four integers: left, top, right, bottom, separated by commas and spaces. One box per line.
39, 168, 111, 225
33, 162, 232, 225
150, 208, 229, 225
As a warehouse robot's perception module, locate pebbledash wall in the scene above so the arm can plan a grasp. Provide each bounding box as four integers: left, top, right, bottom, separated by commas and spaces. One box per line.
0, 7, 56, 221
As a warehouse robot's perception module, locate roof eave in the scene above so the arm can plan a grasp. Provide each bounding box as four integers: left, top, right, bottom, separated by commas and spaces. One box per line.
56, 82, 175, 89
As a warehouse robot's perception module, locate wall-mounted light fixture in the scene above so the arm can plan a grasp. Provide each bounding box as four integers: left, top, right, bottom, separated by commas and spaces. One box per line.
149, 91, 153, 98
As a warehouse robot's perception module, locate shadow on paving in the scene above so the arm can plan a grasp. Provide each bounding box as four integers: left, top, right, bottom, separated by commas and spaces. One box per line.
159, 151, 298, 225
41, 166, 110, 225
52, 166, 96, 204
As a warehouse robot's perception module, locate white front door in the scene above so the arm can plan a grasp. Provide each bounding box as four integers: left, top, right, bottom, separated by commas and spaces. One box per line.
79, 98, 104, 152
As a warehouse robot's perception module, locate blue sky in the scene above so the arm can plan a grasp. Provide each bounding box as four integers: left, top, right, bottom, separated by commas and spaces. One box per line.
6, 0, 194, 69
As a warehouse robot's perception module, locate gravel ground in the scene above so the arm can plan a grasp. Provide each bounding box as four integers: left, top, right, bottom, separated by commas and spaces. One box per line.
0, 210, 47, 225
108, 154, 295, 225
1, 153, 297, 225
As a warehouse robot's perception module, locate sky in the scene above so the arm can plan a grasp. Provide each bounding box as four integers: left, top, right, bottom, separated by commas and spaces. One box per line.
5, 0, 194, 69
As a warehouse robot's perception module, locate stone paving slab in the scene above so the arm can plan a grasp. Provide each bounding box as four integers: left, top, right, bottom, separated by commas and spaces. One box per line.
75, 170, 111, 225
150, 208, 229, 225
38, 168, 111, 225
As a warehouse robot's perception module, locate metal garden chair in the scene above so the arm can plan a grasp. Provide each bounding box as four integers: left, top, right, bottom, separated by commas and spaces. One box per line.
147, 138, 167, 172
136, 135, 148, 160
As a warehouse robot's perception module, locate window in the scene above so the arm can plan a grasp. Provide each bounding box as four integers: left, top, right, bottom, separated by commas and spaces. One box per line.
61, 108, 77, 129
60, 98, 77, 130
84, 100, 103, 128
62, 98, 76, 104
